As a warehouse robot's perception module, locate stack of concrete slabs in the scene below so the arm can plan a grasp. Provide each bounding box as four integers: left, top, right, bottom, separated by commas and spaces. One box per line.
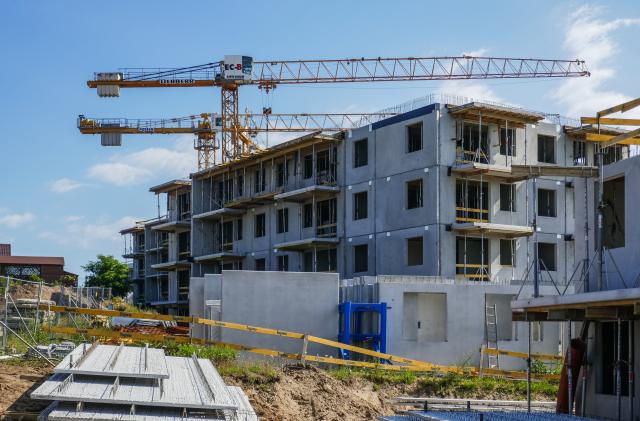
38, 390, 258, 421
227, 386, 259, 421
32, 356, 236, 410
31, 344, 259, 420
38, 401, 229, 421
55, 343, 169, 379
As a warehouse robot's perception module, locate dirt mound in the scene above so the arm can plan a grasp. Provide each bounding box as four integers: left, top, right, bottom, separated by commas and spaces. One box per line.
10, 283, 61, 302
226, 364, 403, 421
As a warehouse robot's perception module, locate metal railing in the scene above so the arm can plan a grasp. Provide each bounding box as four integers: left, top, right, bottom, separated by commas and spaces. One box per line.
455, 206, 489, 223
1, 276, 111, 355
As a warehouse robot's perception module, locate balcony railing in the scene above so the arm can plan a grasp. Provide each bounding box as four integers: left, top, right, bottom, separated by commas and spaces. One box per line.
317, 223, 337, 238
178, 286, 189, 301
455, 207, 489, 223
456, 263, 489, 280
455, 148, 489, 165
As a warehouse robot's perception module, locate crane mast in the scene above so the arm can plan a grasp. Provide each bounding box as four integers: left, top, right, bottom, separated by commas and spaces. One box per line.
85, 54, 590, 168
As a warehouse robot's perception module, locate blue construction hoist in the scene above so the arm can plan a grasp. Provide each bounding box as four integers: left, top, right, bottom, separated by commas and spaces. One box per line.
338, 301, 387, 360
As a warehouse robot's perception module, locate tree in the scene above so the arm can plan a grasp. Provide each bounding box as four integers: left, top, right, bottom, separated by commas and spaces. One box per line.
82, 255, 130, 297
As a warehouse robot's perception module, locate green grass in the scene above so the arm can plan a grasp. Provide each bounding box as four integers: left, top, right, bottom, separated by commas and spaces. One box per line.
416, 372, 558, 399
329, 367, 416, 385
218, 361, 280, 385
157, 342, 238, 364
328, 368, 558, 400
109, 297, 158, 314
3, 320, 83, 355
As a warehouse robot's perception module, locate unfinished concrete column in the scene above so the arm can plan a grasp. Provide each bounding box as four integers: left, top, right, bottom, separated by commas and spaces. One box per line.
313, 245, 317, 273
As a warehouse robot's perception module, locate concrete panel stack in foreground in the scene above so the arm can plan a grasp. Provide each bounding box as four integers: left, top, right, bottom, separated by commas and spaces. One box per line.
32, 343, 258, 421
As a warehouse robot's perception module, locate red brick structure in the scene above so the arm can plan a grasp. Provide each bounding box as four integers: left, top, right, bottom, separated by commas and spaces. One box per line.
0, 244, 77, 285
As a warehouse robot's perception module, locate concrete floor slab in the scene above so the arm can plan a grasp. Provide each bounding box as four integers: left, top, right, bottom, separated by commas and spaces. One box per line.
55, 344, 169, 379
40, 401, 229, 421
32, 356, 236, 411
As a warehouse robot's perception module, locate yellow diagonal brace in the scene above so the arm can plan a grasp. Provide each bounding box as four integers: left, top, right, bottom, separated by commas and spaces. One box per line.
581, 117, 640, 126
602, 127, 640, 148
597, 98, 640, 118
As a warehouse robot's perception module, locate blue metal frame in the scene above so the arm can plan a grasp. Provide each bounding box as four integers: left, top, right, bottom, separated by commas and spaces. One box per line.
338, 301, 387, 360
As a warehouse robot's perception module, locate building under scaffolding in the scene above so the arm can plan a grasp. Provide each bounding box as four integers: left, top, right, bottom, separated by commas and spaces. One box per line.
121, 95, 628, 313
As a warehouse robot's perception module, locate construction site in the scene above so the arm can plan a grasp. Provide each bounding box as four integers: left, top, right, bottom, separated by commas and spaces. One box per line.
2, 3, 640, 421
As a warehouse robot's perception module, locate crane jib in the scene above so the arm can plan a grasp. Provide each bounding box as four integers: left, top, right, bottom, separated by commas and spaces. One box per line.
84, 54, 590, 169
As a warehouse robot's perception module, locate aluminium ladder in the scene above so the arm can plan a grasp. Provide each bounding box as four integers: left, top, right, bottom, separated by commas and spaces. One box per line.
485, 304, 499, 369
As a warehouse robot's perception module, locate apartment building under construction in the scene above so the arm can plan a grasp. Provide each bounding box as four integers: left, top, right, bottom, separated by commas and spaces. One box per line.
121, 180, 192, 314
122, 97, 627, 311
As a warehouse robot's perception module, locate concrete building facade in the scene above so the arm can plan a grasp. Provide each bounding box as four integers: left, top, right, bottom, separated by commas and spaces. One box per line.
188, 100, 594, 287
342, 275, 568, 370
508, 150, 638, 420
121, 180, 192, 314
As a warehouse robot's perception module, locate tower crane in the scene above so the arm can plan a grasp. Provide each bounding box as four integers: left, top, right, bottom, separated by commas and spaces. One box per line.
85, 54, 589, 168
77, 112, 397, 169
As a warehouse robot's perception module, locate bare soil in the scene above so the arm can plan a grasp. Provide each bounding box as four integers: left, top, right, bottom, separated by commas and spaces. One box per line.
0, 360, 404, 420
224, 365, 406, 421
10, 283, 62, 302
0, 360, 53, 415
0, 359, 555, 421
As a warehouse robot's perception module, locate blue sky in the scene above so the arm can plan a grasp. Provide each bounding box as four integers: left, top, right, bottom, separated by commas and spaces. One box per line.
0, 1, 638, 281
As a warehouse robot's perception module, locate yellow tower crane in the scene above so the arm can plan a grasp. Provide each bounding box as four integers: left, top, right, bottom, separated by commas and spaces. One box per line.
77, 112, 398, 169
85, 54, 589, 168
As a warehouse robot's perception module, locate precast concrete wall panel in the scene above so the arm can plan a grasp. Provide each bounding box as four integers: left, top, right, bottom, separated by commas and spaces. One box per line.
220, 270, 339, 355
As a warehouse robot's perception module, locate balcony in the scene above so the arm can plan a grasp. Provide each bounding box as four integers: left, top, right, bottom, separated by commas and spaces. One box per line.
192, 207, 245, 221
455, 206, 489, 224
146, 243, 168, 253
151, 219, 191, 233
223, 190, 279, 209
178, 286, 189, 302
122, 248, 145, 259
452, 162, 528, 182
274, 237, 340, 252
452, 221, 533, 238
193, 251, 244, 263
455, 263, 490, 281
150, 260, 191, 272
452, 162, 599, 181
274, 184, 339, 202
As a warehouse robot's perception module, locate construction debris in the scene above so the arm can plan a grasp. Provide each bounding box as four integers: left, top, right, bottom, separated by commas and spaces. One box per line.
26, 342, 75, 360
30, 343, 257, 420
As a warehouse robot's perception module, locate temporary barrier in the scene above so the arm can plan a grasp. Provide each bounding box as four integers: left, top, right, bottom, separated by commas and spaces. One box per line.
483, 347, 563, 361
47, 326, 444, 373
42, 305, 474, 374
42, 305, 558, 380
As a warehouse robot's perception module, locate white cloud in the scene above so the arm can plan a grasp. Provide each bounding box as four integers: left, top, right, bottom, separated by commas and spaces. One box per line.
550, 5, 640, 117
87, 136, 196, 186
436, 80, 505, 104
0, 211, 35, 229
50, 178, 84, 193
41, 216, 138, 249
462, 48, 488, 57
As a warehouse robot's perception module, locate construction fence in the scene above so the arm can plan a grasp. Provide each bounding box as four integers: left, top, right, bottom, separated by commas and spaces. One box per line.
36, 304, 562, 381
